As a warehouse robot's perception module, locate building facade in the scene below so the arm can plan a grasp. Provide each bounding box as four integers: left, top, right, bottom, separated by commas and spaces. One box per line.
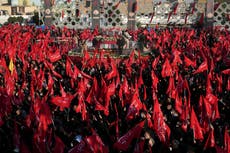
0, 0, 10, 5
1, 0, 36, 16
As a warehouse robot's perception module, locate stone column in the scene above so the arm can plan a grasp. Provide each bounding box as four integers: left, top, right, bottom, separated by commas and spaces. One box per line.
206, 0, 214, 27
43, 0, 53, 26
92, 0, 100, 29
127, 0, 137, 30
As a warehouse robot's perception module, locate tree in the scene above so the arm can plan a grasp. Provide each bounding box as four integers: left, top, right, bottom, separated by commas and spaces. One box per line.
7, 16, 24, 24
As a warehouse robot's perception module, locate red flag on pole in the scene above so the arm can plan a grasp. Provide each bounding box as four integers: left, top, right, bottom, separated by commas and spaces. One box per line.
161, 58, 173, 77
113, 121, 145, 151
184, 55, 196, 68
190, 107, 204, 140
227, 78, 230, 91
152, 98, 171, 142
105, 62, 118, 80
151, 70, 159, 91
222, 69, 230, 75
68, 140, 91, 153
193, 60, 208, 74
204, 127, 215, 149
126, 90, 143, 120
86, 130, 109, 153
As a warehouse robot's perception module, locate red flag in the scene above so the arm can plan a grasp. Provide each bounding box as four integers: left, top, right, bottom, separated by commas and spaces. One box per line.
73, 65, 92, 80
137, 65, 144, 89
37, 68, 45, 90
86, 131, 109, 153
190, 107, 204, 140
167, 76, 176, 99
75, 80, 88, 120
206, 73, 213, 94
66, 57, 74, 77
68, 140, 91, 153
48, 73, 54, 95
143, 86, 147, 101
126, 90, 143, 120
151, 71, 159, 91
202, 96, 212, 119
5, 71, 15, 96
105, 62, 117, 80
222, 69, 230, 75
184, 55, 196, 67
52, 70, 63, 79
205, 93, 220, 121
48, 50, 62, 63
172, 50, 182, 66
83, 50, 90, 64
86, 78, 98, 105
122, 76, 130, 97
216, 74, 223, 93
204, 127, 215, 149
50, 95, 74, 111
39, 102, 52, 132
152, 56, 160, 69
175, 93, 182, 114
224, 127, 230, 153
161, 58, 173, 77
180, 98, 190, 132
193, 60, 208, 74
104, 81, 116, 116
227, 78, 230, 91
152, 98, 171, 142
113, 121, 145, 151
60, 84, 67, 97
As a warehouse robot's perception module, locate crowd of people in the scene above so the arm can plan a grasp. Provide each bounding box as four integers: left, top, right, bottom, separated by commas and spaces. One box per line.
0, 24, 229, 153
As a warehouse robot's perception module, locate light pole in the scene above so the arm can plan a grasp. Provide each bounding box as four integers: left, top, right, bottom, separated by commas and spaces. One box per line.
206, 0, 214, 27
43, 0, 53, 26
92, 0, 100, 29
127, 0, 137, 30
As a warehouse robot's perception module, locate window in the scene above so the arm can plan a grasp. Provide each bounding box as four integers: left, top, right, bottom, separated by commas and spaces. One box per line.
11, 7, 17, 15
19, 7, 25, 14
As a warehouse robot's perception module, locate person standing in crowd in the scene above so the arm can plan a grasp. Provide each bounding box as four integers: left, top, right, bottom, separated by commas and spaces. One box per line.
122, 30, 131, 49
116, 35, 125, 55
